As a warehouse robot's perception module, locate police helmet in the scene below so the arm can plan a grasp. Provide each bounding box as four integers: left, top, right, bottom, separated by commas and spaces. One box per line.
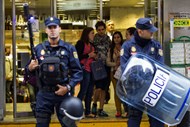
60, 96, 84, 120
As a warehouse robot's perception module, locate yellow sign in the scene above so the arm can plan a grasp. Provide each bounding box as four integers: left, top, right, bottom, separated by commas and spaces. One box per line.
174, 19, 190, 27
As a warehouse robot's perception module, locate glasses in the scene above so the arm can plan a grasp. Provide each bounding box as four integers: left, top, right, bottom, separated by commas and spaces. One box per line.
47, 25, 58, 29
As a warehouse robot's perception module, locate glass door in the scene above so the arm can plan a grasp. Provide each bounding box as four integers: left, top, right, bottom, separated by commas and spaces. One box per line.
5, 0, 51, 118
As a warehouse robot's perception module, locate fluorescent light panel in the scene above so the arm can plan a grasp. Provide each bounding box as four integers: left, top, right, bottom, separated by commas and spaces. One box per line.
137, 2, 144, 5
134, 4, 144, 7
57, 3, 66, 5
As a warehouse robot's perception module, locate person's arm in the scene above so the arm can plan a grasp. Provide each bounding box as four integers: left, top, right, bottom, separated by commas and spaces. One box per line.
120, 42, 131, 73
106, 49, 116, 67
25, 44, 40, 76
68, 45, 83, 88
75, 40, 88, 61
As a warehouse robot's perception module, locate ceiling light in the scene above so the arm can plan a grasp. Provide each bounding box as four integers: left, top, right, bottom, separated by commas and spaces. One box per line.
98, 0, 110, 1
57, 3, 66, 5
134, 5, 144, 7
137, 2, 144, 5
15, 2, 24, 5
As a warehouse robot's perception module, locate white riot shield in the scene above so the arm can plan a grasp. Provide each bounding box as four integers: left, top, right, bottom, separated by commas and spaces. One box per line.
117, 53, 190, 126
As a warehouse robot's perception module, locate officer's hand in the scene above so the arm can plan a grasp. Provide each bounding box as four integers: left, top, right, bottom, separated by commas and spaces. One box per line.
28, 59, 39, 71
55, 84, 68, 96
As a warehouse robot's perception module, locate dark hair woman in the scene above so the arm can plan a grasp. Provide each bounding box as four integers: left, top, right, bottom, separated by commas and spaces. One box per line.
106, 31, 124, 117
75, 27, 97, 118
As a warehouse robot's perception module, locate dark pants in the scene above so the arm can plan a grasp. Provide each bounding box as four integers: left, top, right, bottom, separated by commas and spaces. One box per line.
35, 90, 69, 127
28, 83, 38, 117
6, 80, 13, 102
127, 106, 164, 127
105, 66, 111, 102
77, 69, 94, 115
28, 83, 38, 102
177, 111, 190, 127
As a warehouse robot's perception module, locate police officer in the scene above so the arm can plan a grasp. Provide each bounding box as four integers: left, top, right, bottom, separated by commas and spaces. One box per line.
120, 18, 164, 127
27, 17, 83, 127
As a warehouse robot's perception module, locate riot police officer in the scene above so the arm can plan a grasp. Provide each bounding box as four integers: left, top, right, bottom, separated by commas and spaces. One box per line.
120, 18, 164, 127
27, 17, 83, 127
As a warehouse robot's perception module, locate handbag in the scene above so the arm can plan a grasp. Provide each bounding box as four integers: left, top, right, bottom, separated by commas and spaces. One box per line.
90, 59, 107, 81
114, 66, 122, 80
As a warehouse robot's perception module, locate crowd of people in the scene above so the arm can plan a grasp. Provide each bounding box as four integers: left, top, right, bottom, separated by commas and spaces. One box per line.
74, 19, 139, 119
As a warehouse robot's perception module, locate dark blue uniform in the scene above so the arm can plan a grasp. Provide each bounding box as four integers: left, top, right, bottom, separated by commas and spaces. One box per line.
120, 37, 164, 127
121, 37, 164, 72
27, 40, 83, 127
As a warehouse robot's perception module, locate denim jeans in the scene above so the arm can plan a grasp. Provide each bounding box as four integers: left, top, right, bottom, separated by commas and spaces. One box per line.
77, 69, 94, 115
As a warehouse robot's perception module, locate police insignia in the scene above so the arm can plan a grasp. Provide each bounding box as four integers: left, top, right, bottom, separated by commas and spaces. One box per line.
61, 51, 65, 55
50, 17, 54, 21
41, 50, 45, 55
131, 46, 136, 52
120, 48, 124, 56
48, 65, 55, 72
159, 49, 163, 56
73, 52, 78, 58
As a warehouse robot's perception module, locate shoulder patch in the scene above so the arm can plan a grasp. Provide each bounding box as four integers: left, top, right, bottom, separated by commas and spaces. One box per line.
158, 49, 163, 56
41, 49, 45, 55
131, 46, 136, 52
120, 48, 124, 56
73, 51, 78, 58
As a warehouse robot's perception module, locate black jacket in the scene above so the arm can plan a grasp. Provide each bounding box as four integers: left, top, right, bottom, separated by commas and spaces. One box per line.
75, 40, 95, 61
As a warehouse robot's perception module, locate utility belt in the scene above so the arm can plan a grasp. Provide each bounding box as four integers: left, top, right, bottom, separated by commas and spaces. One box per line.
40, 85, 59, 92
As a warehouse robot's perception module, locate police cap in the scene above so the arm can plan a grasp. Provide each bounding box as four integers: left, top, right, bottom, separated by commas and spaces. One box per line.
136, 18, 157, 32
44, 17, 60, 27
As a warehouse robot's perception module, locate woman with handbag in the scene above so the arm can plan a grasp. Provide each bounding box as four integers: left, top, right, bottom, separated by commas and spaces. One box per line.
106, 31, 124, 117
75, 27, 97, 118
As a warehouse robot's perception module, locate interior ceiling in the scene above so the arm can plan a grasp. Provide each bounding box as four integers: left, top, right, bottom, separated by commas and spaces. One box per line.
5, 0, 144, 18
108, 0, 143, 7
5, 0, 143, 8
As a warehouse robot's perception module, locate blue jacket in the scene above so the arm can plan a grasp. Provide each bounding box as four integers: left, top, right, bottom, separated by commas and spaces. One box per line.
120, 37, 164, 73
27, 39, 83, 88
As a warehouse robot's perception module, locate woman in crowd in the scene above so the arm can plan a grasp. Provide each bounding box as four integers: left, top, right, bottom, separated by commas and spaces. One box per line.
106, 31, 123, 117
75, 27, 97, 118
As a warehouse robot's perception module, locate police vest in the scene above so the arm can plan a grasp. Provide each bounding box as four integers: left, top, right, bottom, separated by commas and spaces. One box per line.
39, 42, 67, 86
